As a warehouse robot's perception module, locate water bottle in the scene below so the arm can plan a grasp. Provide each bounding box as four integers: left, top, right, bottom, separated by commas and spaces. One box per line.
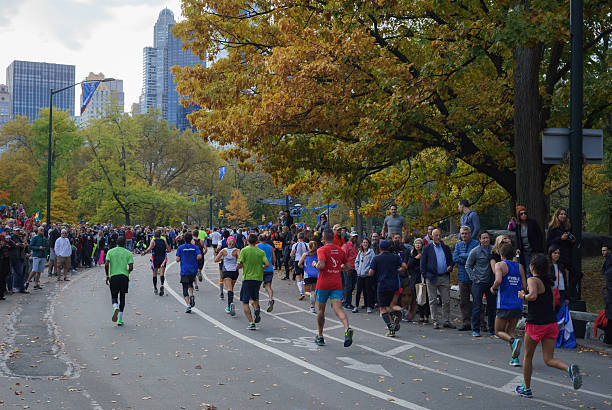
585, 322, 593, 340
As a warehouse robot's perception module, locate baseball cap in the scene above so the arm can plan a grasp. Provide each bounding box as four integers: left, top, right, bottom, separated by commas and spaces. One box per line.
332, 224, 342, 231
350, 231, 358, 237
379, 240, 391, 250
61, 229, 67, 234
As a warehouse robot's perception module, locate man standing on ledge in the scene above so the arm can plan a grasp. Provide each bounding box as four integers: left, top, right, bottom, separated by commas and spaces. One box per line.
382, 205, 407, 241
105, 236, 134, 326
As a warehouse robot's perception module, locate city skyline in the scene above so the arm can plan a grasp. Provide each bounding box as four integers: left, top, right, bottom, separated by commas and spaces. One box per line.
0, 0, 183, 116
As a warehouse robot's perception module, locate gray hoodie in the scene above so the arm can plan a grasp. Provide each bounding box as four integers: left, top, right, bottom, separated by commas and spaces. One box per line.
355, 248, 375, 277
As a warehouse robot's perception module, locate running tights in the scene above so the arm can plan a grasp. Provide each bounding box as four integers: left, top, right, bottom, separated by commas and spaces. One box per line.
182, 282, 191, 297
153, 275, 165, 288
111, 291, 126, 312
228, 290, 234, 307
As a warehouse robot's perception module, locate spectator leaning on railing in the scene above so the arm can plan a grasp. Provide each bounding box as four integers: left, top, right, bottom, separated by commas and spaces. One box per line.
421, 228, 455, 330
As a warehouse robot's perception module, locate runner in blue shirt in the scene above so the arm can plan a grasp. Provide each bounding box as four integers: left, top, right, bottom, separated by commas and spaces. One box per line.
257, 234, 276, 312
176, 232, 202, 313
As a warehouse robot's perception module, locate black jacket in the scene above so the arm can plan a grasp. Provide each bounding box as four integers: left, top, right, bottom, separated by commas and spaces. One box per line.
546, 226, 574, 267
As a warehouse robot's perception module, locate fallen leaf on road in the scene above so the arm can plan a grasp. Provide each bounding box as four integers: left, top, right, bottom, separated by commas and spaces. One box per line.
412, 379, 423, 382
112, 357, 119, 360
142, 396, 151, 400
442, 388, 449, 391
251, 393, 261, 396
195, 365, 202, 369
111, 372, 120, 376
457, 393, 463, 396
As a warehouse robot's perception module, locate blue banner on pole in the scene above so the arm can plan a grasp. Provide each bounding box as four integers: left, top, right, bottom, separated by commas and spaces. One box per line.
219, 166, 227, 180
80, 81, 100, 114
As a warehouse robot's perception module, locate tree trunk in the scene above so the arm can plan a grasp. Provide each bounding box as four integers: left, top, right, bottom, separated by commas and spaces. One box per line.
513, 43, 547, 232
124, 211, 131, 226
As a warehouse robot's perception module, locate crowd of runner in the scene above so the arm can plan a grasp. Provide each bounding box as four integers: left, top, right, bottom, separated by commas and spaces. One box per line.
3, 199, 612, 398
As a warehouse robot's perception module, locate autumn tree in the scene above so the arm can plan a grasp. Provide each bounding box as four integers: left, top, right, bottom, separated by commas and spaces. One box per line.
45, 177, 77, 224
224, 189, 253, 226
173, 0, 611, 227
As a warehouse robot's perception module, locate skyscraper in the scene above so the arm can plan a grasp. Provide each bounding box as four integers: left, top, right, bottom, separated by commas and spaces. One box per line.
139, 8, 206, 130
0, 84, 10, 127
6, 60, 75, 121
79, 73, 124, 125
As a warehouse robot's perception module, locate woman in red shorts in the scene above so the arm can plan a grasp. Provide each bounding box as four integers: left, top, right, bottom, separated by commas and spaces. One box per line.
516, 253, 582, 398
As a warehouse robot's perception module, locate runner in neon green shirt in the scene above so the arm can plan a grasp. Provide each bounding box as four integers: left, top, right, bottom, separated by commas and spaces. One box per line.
237, 233, 269, 330
105, 236, 134, 326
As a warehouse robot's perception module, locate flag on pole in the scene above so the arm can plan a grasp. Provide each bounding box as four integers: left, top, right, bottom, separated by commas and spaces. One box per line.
219, 166, 228, 180
80, 81, 101, 114
34, 212, 39, 221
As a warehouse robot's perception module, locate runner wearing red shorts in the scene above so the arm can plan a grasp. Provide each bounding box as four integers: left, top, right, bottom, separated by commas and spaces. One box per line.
515, 254, 582, 398
314, 229, 353, 347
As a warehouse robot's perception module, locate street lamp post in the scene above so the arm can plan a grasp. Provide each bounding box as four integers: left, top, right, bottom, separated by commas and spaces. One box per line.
46, 78, 115, 227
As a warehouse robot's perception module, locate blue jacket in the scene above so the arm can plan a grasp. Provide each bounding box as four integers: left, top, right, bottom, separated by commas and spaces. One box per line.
420, 242, 454, 284
453, 239, 479, 283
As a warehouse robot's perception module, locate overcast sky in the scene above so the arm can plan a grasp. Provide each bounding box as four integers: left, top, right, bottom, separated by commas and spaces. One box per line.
0, 0, 184, 115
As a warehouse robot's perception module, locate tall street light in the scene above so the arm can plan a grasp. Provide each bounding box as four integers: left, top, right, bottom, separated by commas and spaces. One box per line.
46, 78, 115, 227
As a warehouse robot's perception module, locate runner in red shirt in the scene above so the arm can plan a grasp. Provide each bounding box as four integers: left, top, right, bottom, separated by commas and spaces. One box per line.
314, 229, 353, 347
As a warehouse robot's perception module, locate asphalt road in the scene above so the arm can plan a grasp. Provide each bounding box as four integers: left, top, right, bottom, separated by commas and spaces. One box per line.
1, 250, 611, 409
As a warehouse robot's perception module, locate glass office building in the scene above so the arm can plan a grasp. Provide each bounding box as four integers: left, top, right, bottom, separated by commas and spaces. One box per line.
139, 9, 205, 131
0, 84, 10, 127
6, 60, 75, 121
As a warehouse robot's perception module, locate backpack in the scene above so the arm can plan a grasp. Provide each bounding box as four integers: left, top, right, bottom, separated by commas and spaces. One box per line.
594, 309, 609, 338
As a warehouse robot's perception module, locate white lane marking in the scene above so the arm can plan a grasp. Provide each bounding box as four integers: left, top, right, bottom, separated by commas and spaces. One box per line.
273, 309, 304, 316
500, 376, 524, 394
199, 255, 612, 402
337, 357, 392, 377
164, 261, 428, 410
325, 324, 345, 331
385, 344, 416, 356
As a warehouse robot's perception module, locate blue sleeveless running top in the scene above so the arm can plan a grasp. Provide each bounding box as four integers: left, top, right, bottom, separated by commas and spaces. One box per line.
304, 254, 319, 278
497, 260, 522, 310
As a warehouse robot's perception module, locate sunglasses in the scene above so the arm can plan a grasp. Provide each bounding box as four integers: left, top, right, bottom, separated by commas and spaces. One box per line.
519, 212, 527, 216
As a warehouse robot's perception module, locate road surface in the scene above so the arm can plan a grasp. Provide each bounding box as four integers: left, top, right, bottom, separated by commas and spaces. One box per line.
1, 250, 610, 409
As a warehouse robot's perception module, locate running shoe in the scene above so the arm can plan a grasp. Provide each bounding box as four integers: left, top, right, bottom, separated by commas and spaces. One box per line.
298, 294, 305, 301
266, 299, 274, 313
433, 322, 441, 329
310, 306, 316, 313
154, 288, 158, 295
195, 285, 199, 291
509, 358, 521, 367
219, 292, 224, 300
568, 364, 582, 390
25, 282, 29, 290
34, 285, 42, 290
367, 307, 373, 314
112, 307, 119, 323
392, 313, 401, 331
117, 318, 124, 326
344, 304, 355, 310
247, 322, 256, 330
185, 306, 192, 313
385, 329, 396, 338
314, 335, 325, 346
159, 286, 164, 297
254, 309, 261, 324
472, 331, 481, 337
225, 306, 231, 314
344, 327, 353, 347
198, 272, 203, 282
515, 385, 532, 398
189, 295, 195, 307
511, 338, 522, 359
229, 302, 235, 316
489, 330, 496, 336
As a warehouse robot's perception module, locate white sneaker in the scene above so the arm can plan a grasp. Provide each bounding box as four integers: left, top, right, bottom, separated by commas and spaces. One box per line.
367, 307, 373, 313
310, 306, 316, 313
